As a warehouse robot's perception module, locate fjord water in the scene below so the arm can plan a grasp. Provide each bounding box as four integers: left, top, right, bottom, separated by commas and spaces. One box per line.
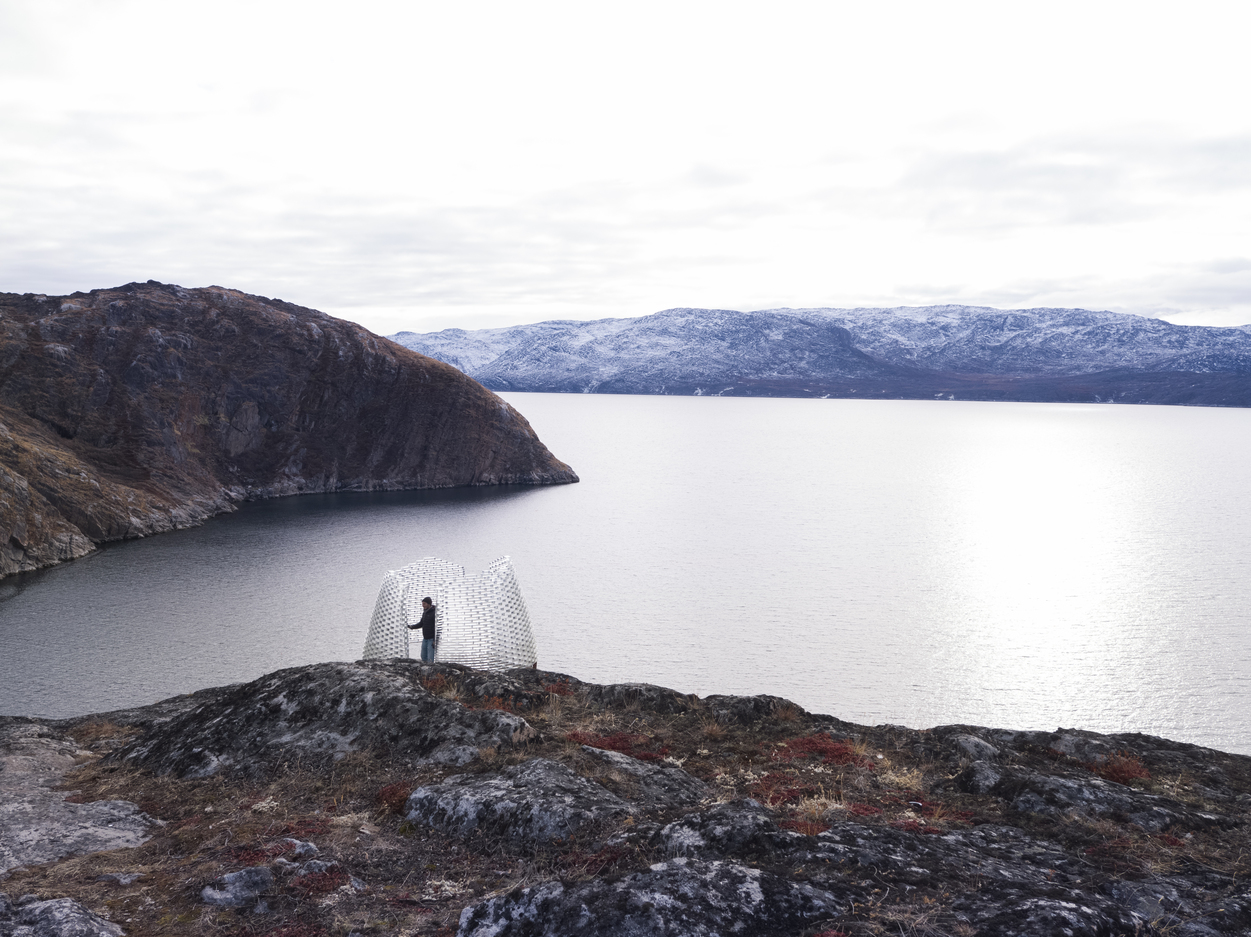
2, 394, 1248, 754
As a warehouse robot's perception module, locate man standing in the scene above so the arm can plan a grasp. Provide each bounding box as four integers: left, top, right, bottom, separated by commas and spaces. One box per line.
408, 597, 437, 663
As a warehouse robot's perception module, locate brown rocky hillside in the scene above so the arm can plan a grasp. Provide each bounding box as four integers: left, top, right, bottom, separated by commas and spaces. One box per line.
0, 281, 577, 578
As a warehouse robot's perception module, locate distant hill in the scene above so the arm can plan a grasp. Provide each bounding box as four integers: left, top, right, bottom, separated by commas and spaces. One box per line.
389, 305, 1251, 406
0, 281, 577, 578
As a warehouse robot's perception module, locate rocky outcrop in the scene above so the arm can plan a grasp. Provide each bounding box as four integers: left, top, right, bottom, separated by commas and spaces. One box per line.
111, 661, 537, 779
405, 758, 633, 847
4, 662, 1250, 936
0, 281, 577, 579
0, 893, 123, 937
580, 744, 709, 807
654, 799, 1151, 935
0, 721, 153, 876
457, 857, 843, 937
927, 724, 1250, 833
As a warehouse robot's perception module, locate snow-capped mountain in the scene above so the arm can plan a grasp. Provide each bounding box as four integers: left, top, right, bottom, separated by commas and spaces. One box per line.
389, 306, 1251, 406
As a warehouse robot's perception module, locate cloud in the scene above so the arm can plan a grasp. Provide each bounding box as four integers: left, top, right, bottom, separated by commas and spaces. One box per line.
3, 3, 1251, 332
897, 264, 1251, 328
805, 130, 1251, 235
1203, 257, 1251, 276
683, 164, 749, 189
0, 1, 49, 76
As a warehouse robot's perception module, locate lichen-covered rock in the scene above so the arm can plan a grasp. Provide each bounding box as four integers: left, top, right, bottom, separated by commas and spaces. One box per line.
93, 874, 142, 887
412, 664, 583, 712
950, 732, 1002, 762
581, 682, 700, 716
112, 662, 536, 779
0, 893, 123, 936
200, 867, 274, 908
405, 758, 631, 847
657, 799, 795, 861
0, 722, 153, 875
954, 760, 1237, 833
955, 895, 1144, 937
579, 746, 708, 809
0, 282, 577, 579
456, 857, 843, 936
702, 693, 805, 726
656, 801, 1157, 935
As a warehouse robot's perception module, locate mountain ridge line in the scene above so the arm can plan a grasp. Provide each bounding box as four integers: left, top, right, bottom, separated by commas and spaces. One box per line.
390, 304, 1251, 406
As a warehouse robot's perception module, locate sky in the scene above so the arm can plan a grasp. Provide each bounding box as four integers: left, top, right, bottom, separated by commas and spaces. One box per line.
2, 0, 1250, 336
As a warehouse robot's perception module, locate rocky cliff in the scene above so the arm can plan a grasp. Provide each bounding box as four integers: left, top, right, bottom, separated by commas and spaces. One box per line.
3, 662, 1249, 936
0, 282, 577, 579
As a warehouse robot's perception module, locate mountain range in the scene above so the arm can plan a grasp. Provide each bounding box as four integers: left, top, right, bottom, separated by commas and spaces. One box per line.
390, 305, 1251, 406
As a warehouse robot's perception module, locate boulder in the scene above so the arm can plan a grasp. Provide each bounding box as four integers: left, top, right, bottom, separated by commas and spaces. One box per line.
281, 839, 319, 858
200, 867, 274, 909
951, 733, 1001, 762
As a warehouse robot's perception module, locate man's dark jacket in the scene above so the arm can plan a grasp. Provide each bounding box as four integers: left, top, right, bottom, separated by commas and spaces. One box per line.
417, 605, 437, 640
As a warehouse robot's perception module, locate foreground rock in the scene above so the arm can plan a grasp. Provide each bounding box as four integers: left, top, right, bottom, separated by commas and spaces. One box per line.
2, 661, 1249, 936
457, 857, 842, 936
0, 721, 152, 876
0, 893, 123, 937
656, 799, 1154, 935
112, 661, 537, 778
199, 866, 274, 909
405, 758, 632, 847
0, 281, 577, 578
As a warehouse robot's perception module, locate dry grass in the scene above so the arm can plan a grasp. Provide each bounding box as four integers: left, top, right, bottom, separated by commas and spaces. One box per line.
65, 719, 138, 747
772, 701, 804, 723
879, 765, 925, 791
699, 716, 726, 740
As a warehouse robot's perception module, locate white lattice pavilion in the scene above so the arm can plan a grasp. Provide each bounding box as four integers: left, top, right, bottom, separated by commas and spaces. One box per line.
361, 556, 538, 670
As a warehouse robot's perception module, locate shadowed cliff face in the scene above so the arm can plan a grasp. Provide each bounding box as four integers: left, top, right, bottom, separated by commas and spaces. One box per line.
0, 281, 577, 578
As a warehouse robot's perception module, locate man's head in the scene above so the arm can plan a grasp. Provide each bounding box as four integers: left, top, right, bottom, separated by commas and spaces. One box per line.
421, 597, 433, 608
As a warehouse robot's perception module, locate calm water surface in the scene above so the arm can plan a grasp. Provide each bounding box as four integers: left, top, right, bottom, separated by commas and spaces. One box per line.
2, 395, 1248, 753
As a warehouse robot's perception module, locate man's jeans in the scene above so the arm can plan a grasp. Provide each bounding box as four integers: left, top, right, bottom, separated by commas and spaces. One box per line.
421, 638, 436, 663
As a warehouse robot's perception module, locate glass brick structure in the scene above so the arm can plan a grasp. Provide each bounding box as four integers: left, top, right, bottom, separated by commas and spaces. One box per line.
360, 556, 537, 670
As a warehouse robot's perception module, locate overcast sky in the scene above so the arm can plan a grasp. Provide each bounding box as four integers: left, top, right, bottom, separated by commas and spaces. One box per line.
2, 1, 1250, 335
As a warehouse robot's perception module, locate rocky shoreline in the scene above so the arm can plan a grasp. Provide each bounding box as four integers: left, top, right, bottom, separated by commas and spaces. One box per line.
2, 661, 1249, 936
